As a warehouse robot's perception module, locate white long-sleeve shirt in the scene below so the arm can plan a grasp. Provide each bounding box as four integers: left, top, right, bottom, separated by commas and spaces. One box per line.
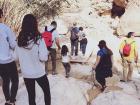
16, 39, 48, 78
0, 23, 16, 64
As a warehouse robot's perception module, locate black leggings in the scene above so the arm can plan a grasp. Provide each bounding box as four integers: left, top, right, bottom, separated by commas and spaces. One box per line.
24, 75, 51, 105
0, 61, 19, 103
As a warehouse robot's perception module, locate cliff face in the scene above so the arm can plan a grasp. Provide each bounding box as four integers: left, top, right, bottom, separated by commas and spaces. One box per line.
117, 0, 140, 35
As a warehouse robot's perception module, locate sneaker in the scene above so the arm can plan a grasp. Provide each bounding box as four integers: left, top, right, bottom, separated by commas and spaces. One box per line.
9, 103, 15, 105
5, 103, 10, 105
5, 101, 10, 105
120, 80, 126, 82
65, 75, 69, 78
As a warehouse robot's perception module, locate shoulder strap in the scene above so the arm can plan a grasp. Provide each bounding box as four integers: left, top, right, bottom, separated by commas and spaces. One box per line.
124, 40, 135, 45
130, 41, 135, 45
50, 28, 56, 33
124, 40, 127, 44
45, 26, 48, 31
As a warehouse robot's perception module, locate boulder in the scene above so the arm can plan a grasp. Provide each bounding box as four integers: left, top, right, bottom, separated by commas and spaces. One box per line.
111, 0, 128, 18
117, 0, 140, 35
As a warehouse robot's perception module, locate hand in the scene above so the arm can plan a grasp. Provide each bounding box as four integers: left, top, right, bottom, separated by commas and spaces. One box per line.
92, 65, 96, 70
58, 46, 61, 50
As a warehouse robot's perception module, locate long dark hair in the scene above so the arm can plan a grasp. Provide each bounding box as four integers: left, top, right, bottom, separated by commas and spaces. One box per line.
17, 14, 41, 47
0, 9, 3, 18
61, 45, 69, 56
98, 40, 113, 55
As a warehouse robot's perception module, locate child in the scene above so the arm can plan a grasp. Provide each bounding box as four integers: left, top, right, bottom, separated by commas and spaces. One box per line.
61, 45, 71, 78
79, 27, 88, 56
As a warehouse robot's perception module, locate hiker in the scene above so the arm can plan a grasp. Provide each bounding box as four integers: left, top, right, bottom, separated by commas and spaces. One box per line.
119, 32, 138, 82
43, 21, 61, 75
16, 14, 50, 105
0, 8, 19, 105
61, 45, 71, 78
78, 27, 88, 56
70, 22, 79, 56
92, 40, 113, 91
64, 22, 79, 56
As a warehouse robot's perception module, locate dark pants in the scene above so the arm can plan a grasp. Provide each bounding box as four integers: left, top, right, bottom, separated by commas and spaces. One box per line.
0, 61, 19, 103
71, 40, 79, 56
96, 75, 105, 87
24, 75, 51, 105
96, 68, 112, 87
45, 48, 56, 74
62, 63, 71, 76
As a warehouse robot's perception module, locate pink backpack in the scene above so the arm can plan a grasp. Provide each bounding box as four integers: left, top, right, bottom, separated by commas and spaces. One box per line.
123, 40, 135, 57
42, 27, 55, 50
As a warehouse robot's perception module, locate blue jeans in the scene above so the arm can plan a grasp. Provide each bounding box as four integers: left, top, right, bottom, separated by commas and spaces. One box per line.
81, 43, 87, 55
71, 40, 79, 56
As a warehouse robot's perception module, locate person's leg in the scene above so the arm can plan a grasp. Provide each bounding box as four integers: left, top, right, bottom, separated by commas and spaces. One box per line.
0, 64, 10, 102
71, 41, 74, 56
80, 41, 82, 51
9, 61, 19, 103
83, 44, 87, 55
122, 60, 128, 82
50, 48, 57, 74
127, 62, 133, 81
96, 76, 105, 88
36, 75, 51, 105
24, 78, 36, 105
75, 40, 79, 56
62, 63, 68, 77
66, 63, 71, 77
81, 44, 86, 55
63, 63, 71, 77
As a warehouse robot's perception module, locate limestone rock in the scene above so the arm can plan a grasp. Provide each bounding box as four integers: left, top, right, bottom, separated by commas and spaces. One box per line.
117, 0, 140, 35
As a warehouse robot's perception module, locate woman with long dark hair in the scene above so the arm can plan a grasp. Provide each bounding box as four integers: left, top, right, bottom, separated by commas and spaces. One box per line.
16, 14, 51, 105
92, 40, 113, 91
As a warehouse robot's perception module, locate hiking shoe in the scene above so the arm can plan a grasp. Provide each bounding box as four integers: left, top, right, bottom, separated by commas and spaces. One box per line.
65, 75, 69, 78
120, 80, 126, 82
5, 101, 10, 105
5, 103, 10, 105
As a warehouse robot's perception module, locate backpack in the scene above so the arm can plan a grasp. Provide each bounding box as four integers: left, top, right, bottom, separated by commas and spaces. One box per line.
42, 26, 55, 50
122, 40, 135, 57
70, 27, 79, 41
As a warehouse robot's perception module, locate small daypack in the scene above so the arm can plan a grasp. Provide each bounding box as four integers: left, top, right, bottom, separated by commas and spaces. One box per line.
122, 40, 135, 57
70, 27, 79, 41
42, 26, 55, 50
